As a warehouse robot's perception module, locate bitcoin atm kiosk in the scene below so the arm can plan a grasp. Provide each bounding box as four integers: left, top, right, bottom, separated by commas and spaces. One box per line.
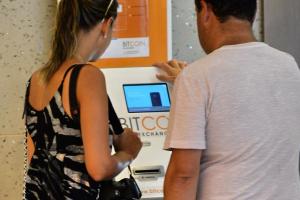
102, 67, 172, 199
98, 0, 172, 198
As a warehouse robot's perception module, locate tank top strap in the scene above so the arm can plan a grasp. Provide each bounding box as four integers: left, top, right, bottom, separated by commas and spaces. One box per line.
58, 65, 78, 94
68, 64, 86, 123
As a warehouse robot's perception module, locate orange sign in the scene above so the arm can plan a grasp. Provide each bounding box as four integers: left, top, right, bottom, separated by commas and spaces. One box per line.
92, 0, 168, 68
114, 0, 149, 38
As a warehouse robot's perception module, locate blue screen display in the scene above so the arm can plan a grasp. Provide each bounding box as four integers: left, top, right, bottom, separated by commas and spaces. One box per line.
123, 83, 171, 113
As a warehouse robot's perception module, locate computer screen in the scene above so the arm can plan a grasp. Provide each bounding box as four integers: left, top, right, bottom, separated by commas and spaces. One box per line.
123, 83, 171, 113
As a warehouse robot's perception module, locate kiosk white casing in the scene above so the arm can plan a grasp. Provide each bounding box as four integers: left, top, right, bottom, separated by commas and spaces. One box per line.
102, 67, 172, 199
102, 1, 172, 197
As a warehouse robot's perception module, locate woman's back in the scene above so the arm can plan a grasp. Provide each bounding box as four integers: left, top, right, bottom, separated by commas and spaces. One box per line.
25, 64, 103, 199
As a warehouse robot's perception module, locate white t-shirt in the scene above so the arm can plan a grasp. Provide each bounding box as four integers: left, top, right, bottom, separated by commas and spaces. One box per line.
164, 42, 300, 200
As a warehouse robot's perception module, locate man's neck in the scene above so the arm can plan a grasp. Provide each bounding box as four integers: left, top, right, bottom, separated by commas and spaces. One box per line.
214, 18, 257, 50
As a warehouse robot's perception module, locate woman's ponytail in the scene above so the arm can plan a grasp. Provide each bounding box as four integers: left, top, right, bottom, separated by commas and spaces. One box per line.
40, 0, 118, 83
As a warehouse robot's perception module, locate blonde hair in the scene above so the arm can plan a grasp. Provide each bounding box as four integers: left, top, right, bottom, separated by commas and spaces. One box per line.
40, 0, 118, 83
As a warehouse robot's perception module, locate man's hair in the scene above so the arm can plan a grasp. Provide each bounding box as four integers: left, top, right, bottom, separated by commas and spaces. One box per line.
195, 0, 257, 23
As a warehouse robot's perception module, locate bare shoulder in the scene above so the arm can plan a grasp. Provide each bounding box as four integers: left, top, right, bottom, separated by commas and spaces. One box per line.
80, 64, 105, 77
76, 64, 107, 96
30, 69, 42, 81
29, 69, 46, 89
78, 64, 105, 84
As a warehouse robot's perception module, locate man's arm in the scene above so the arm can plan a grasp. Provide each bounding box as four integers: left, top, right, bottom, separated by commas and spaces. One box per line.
164, 149, 202, 200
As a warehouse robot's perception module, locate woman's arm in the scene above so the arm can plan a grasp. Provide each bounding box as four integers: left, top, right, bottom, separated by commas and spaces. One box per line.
27, 135, 35, 164
77, 65, 141, 181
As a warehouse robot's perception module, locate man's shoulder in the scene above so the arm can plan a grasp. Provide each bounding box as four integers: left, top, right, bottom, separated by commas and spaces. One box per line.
255, 44, 299, 70
183, 52, 223, 77
262, 44, 296, 60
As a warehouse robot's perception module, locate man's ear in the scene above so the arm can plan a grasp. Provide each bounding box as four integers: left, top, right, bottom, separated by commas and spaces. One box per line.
200, 0, 211, 25
99, 17, 114, 38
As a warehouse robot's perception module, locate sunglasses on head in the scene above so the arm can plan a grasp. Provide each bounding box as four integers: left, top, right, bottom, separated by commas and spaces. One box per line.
104, 0, 114, 17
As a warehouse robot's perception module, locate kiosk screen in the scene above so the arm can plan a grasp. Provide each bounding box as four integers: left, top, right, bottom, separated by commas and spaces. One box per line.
123, 83, 171, 113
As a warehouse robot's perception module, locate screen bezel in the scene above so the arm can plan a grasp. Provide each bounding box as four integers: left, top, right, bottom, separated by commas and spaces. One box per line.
122, 83, 171, 113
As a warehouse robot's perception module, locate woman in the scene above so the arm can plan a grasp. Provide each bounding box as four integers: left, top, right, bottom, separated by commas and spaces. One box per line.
24, 0, 142, 199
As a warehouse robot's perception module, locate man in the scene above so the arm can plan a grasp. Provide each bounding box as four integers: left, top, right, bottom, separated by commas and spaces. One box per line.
154, 0, 300, 199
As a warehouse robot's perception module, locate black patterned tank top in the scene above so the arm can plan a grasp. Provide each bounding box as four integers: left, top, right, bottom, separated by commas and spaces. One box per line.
24, 65, 114, 200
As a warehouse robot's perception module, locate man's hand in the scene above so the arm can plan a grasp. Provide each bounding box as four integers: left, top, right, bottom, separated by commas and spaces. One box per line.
153, 59, 187, 83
